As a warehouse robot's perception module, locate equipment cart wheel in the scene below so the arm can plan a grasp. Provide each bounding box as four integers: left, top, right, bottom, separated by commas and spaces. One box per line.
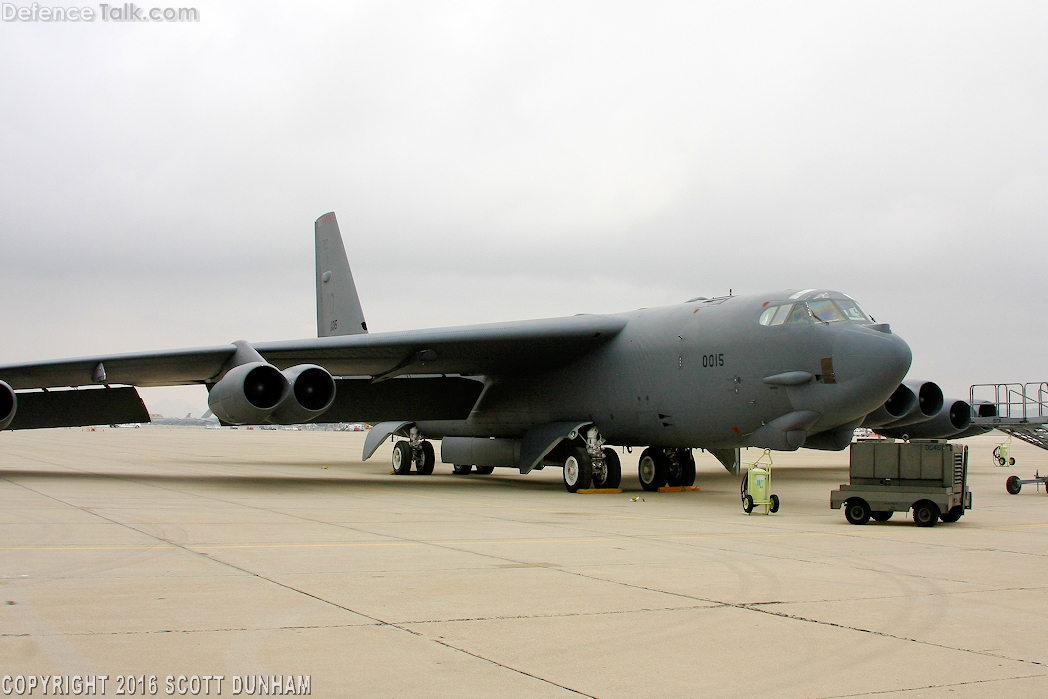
871, 511, 893, 522
743, 494, 755, 513
452, 464, 472, 475
475, 466, 494, 475
593, 448, 622, 489
1009, 457, 1016, 465
940, 506, 963, 523
392, 442, 413, 475
1006, 476, 1022, 494
912, 501, 940, 527
769, 494, 780, 513
563, 447, 593, 493
638, 448, 668, 491
845, 499, 871, 525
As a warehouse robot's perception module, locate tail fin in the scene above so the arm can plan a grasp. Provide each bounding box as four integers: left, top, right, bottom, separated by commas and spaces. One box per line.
315, 212, 368, 337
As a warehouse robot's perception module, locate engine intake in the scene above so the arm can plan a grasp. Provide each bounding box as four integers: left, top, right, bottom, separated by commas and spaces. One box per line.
876, 380, 944, 429
208, 362, 289, 425
0, 381, 16, 431
877, 398, 971, 440
268, 365, 336, 424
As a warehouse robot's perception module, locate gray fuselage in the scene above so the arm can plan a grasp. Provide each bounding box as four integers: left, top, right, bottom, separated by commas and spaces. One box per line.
419, 289, 912, 450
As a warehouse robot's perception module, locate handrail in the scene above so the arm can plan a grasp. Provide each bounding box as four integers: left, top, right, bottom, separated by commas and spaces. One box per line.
970, 382, 1048, 421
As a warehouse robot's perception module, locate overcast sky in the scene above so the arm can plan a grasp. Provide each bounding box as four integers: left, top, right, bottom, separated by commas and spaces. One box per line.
1, 1, 1046, 415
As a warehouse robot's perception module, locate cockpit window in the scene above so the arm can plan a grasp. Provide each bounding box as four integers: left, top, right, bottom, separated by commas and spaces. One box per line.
785, 303, 809, 324
834, 299, 869, 322
809, 299, 846, 323
759, 297, 872, 326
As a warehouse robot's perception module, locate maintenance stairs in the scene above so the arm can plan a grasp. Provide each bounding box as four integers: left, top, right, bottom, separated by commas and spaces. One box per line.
970, 383, 1048, 450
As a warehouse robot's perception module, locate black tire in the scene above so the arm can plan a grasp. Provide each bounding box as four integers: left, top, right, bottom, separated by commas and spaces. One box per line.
743, 494, 755, 513
871, 511, 893, 522
1006, 475, 1022, 494
666, 451, 685, 487
452, 464, 472, 475
940, 506, 963, 523
563, 446, 593, 493
417, 441, 435, 475
677, 448, 696, 487
392, 442, 413, 475
638, 448, 668, 491
845, 499, 871, 525
475, 466, 494, 475
593, 449, 621, 489
912, 501, 940, 527
769, 494, 780, 513
1009, 457, 1016, 465
998, 457, 1007, 466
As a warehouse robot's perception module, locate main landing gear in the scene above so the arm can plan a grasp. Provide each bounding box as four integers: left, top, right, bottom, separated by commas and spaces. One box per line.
562, 428, 622, 493
392, 426, 435, 475
637, 447, 696, 491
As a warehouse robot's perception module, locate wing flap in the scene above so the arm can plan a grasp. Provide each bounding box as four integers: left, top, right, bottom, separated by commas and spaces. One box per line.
9, 387, 149, 430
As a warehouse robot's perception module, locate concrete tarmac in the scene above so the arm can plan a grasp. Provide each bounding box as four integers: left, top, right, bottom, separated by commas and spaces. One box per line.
1, 428, 1046, 698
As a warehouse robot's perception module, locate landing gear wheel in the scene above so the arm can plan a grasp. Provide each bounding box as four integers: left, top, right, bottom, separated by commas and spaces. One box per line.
940, 506, 963, 523
845, 499, 871, 525
912, 501, 940, 527
452, 464, 473, 475
1006, 476, 1022, 494
563, 446, 593, 493
675, 448, 696, 487
392, 442, 413, 475
769, 494, 780, 513
475, 466, 495, 475
871, 511, 893, 522
417, 441, 435, 475
743, 494, 755, 513
666, 451, 685, 487
592, 448, 621, 489
638, 448, 668, 491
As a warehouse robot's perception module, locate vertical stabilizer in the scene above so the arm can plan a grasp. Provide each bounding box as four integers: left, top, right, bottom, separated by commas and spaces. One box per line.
315, 212, 368, 337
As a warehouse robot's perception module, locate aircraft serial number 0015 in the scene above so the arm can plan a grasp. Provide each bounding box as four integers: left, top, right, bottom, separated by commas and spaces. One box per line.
702, 353, 725, 367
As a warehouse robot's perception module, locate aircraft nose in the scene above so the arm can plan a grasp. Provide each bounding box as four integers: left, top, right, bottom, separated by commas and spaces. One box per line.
832, 325, 912, 395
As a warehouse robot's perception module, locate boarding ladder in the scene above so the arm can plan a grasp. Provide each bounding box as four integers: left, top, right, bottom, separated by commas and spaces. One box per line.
970, 383, 1048, 451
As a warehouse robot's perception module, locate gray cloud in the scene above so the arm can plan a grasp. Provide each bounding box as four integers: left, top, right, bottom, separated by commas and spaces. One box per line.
2, 1, 1046, 414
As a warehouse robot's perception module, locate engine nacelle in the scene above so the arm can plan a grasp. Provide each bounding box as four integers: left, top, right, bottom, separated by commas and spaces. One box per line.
861, 383, 917, 428
876, 379, 944, 429
877, 398, 971, 439
268, 364, 336, 424
208, 362, 289, 425
0, 381, 16, 431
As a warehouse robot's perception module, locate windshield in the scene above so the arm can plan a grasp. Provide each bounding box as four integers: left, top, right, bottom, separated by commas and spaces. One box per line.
758, 298, 870, 326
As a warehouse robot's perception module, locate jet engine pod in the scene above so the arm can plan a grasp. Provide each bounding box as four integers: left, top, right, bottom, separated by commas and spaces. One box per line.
861, 383, 917, 428
0, 380, 16, 431
207, 362, 289, 425
268, 364, 336, 424
876, 380, 944, 429
876, 398, 971, 440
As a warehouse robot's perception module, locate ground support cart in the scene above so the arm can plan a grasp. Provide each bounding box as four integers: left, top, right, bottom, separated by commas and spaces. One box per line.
741, 449, 779, 514
1005, 471, 1048, 495
831, 441, 970, 527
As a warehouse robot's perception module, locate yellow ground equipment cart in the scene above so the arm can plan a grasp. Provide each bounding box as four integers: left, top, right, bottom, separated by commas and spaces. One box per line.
993, 435, 1015, 467
741, 449, 779, 514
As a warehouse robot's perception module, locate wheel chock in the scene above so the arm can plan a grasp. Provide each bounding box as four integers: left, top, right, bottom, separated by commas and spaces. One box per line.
657, 486, 700, 492
576, 488, 623, 494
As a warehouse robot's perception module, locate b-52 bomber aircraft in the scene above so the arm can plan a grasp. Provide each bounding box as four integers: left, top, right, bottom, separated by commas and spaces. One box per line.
0, 213, 987, 492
